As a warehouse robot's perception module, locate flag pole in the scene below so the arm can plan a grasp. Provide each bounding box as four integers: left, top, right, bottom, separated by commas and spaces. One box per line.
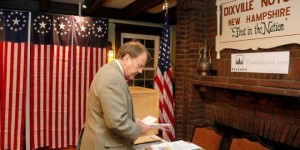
26, 12, 31, 150
154, 0, 175, 141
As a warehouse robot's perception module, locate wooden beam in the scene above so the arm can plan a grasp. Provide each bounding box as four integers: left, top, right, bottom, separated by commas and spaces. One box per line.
89, 6, 176, 25
124, 0, 163, 19
89, 7, 126, 19
84, 0, 111, 15
40, 0, 50, 12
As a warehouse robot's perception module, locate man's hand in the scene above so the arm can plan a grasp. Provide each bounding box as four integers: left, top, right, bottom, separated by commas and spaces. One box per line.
136, 118, 151, 135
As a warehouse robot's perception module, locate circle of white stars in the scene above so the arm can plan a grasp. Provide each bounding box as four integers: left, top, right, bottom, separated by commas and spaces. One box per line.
92, 20, 107, 38
53, 16, 71, 35
0, 11, 4, 31
6, 11, 27, 32
74, 18, 91, 38
33, 15, 52, 35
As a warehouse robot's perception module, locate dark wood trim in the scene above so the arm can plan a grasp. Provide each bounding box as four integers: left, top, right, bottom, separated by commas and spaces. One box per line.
0, 0, 176, 25
124, 0, 163, 19
39, 0, 50, 12
83, 0, 111, 15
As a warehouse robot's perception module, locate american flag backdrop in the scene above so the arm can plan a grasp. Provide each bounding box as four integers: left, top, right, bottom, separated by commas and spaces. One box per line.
30, 13, 73, 149
30, 13, 108, 149
71, 16, 107, 146
0, 9, 30, 150
154, 16, 175, 141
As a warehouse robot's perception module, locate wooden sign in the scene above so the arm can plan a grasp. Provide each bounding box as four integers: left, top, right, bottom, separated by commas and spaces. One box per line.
215, 0, 300, 59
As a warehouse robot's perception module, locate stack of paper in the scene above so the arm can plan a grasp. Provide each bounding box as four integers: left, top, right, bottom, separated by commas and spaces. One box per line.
151, 140, 203, 150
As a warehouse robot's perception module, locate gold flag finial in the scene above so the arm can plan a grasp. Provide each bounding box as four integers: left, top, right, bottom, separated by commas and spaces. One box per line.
163, 0, 168, 16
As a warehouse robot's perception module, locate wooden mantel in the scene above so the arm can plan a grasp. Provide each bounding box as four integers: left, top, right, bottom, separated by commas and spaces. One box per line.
193, 76, 300, 97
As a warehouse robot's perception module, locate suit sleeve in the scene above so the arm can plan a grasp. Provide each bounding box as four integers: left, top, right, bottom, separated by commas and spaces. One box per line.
99, 74, 141, 142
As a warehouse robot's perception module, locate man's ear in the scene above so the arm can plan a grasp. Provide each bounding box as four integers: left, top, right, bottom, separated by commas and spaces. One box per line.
123, 54, 131, 63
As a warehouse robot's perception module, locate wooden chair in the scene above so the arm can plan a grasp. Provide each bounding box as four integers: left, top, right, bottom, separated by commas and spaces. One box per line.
191, 125, 224, 150
229, 134, 273, 150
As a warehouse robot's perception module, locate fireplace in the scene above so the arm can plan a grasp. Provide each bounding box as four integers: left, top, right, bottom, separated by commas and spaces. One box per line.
174, 74, 300, 149
193, 83, 300, 149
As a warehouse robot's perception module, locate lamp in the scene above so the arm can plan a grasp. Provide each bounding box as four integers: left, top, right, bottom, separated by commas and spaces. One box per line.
107, 41, 115, 61
108, 48, 114, 58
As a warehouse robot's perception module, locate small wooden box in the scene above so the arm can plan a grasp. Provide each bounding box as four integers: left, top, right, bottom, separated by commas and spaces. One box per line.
129, 86, 159, 135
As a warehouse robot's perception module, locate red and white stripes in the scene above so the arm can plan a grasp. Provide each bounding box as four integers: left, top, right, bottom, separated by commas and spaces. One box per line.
154, 67, 175, 141
71, 46, 106, 145
1, 41, 28, 150
30, 44, 106, 149
30, 44, 71, 149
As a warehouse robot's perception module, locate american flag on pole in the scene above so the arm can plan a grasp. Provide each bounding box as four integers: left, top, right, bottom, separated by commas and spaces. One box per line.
72, 16, 107, 145
30, 13, 73, 149
0, 9, 30, 150
154, 16, 175, 141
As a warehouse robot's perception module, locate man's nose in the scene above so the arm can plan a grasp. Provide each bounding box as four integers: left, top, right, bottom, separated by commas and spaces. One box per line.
138, 68, 143, 74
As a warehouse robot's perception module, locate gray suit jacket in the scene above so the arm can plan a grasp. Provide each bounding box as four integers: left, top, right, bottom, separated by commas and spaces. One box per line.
79, 60, 141, 150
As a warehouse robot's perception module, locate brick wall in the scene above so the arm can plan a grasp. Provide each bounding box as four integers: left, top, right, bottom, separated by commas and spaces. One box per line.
175, 0, 300, 148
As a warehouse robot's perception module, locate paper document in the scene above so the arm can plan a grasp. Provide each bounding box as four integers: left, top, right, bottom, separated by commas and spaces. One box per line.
142, 116, 171, 130
142, 116, 158, 124
148, 123, 172, 128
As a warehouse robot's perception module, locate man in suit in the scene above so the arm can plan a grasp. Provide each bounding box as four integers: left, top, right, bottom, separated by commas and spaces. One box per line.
79, 41, 152, 150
